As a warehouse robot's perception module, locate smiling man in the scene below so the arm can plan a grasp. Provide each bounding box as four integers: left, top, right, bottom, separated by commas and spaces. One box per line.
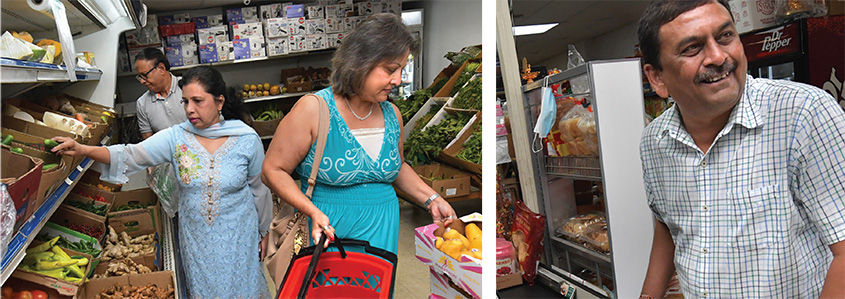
134, 48, 187, 139
636, 1, 845, 298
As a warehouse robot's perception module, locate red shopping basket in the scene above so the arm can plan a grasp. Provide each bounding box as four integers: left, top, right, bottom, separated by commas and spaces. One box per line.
277, 235, 397, 299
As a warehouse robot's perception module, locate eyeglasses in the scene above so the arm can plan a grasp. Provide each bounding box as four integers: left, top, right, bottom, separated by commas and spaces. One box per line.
135, 65, 158, 82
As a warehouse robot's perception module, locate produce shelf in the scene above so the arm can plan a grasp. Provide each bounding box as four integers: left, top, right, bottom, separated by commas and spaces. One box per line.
244, 91, 309, 104
0, 134, 110, 285
1, 58, 103, 83
545, 156, 602, 181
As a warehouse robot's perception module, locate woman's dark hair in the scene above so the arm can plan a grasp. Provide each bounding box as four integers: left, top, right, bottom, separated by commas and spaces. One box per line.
134, 47, 171, 71
178, 66, 250, 124
637, 0, 733, 71
331, 13, 419, 99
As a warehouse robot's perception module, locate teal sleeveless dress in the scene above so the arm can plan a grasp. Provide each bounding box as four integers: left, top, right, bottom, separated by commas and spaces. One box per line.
294, 87, 402, 254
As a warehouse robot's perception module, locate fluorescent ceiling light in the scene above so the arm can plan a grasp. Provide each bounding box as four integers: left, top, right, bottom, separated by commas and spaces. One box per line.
513, 23, 558, 36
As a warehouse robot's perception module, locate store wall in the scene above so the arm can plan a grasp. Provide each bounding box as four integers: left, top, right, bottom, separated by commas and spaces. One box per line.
418, 0, 482, 86
539, 22, 640, 69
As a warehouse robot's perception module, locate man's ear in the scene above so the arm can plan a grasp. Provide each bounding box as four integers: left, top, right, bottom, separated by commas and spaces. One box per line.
643, 63, 669, 98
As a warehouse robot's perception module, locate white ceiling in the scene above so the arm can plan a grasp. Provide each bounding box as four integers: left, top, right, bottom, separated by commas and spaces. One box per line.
510, 0, 651, 64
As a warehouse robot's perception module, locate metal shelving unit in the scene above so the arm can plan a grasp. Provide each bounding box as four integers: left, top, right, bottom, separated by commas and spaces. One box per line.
116, 49, 335, 77
513, 59, 654, 298
0, 134, 110, 284
244, 91, 308, 104
1, 58, 103, 83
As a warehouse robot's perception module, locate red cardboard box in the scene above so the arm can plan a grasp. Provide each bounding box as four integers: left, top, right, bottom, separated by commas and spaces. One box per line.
1, 148, 44, 232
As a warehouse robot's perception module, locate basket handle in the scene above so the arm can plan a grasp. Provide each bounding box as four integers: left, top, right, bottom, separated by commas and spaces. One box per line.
297, 234, 347, 299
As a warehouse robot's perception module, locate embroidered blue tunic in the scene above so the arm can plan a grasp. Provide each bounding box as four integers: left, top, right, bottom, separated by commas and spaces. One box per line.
294, 87, 403, 254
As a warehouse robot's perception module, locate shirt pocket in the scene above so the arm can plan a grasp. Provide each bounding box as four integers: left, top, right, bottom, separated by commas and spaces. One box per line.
729, 184, 783, 251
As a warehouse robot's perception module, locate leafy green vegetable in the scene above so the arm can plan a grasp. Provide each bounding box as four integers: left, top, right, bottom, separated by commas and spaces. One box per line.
64, 199, 108, 216
404, 112, 472, 166
429, 77, 449, 95
449, 62, 481, 97
451, 77, 482, 111
456, 125, 482, 164
395, 88, 433, 123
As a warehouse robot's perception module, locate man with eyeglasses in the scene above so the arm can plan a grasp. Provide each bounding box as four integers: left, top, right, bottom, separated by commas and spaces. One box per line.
134, 47, 187, 139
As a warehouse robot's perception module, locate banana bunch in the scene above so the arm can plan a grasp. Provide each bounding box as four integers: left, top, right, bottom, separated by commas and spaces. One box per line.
253, 104, 284, 121
435, 223, 482, 260
17, 236, 89, 283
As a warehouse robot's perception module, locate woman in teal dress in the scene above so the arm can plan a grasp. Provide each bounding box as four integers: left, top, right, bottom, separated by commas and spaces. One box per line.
262, 13, 458, 258
51, 66, 273, 299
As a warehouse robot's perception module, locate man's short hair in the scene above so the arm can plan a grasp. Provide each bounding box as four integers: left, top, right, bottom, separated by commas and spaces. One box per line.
637, 0, 733, 70
134, 47, 171, 71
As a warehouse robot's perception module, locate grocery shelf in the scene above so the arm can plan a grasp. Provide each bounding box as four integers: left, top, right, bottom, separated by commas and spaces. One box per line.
1, 58, 103, 83
244, 91, 309, 104
550, 236, 612, 267
545, 156, 602, 181
522, 63, 588, 93
116, 49, 335, 77
0, 134, 110, 285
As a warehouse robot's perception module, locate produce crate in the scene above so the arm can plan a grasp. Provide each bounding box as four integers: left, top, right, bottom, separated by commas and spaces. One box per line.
1, 147, 43, 232
62, 192, 111, 223
412, 164, 472, 199
6, 100, 111, 143
433, 56, 481, 98
91, 253, 158, 277
107, 202, 163, 269
79, 170, 122, 192
3, 276, 74, 299
1, 130, 71, 214
49, 205, 108, 246
403, 96, 448, 142
38, 221, 104, 258
415, 213, 483, 298
2, 115, 88, 146
2, 127, 76, 175
438, 112, 481, 176
78, 270, 176, 298
107, 188, 158, 218
429, 267, 473, 299
281, 67, 312, 92
11, 240, 94, 297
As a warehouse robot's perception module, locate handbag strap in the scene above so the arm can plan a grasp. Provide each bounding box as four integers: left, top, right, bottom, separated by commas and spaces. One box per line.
305, 93, 330, 199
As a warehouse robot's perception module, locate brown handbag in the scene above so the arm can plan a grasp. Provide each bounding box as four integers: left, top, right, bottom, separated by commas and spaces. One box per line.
264, 93, 330, 290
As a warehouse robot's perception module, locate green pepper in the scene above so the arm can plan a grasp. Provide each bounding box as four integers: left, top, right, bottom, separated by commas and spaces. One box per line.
1, 134, 13, 146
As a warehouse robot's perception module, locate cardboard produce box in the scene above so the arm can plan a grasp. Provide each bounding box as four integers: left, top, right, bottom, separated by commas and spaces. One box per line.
429, 267, 473, 299
496, 270, 524, 290
3, 276, 74, 299
2, 115, 88, 145
79, 270, 176, 298
105, 202, 162, 270
412, 164, 472, 198
415, 213, 482, 298
107, 188, 158, 218
438, 112, 481, 176
433, 56, 481, 98
61, 192, 111, 223
79, 169, 122, 192
11, 240, 94, 297
2, 128, 73, 211
49, 205, 108, 245
5, 101, 109, 143
1, 148, 43, 232
38, 221, 104, 258
281, 67, 312, 92
92, 253, 158, 277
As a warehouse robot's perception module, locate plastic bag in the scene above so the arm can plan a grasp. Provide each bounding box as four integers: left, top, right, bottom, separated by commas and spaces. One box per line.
148, 163, 180, 218
0, 184, 15, 259
557, 103, 599, 156
512, 199, 546, 286
566, 45, 591, 94
776, 0, 827, 22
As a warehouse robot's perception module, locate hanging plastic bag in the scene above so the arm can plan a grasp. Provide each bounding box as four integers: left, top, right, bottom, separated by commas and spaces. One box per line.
557, 101, 599, 156
566, 44, 591, 94
0, 184, 15, 259
148, 163, 180, 218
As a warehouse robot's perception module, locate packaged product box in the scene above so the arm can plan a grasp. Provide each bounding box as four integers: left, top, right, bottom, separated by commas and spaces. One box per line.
326, 32, 344, 48
207, 14, 225, 26
305, 19, 326, 35
356, 2, 383, 16
173, 13, 191, 24
325, 17, 343, 33
415, 213, 483, 299
266, 37, 289, 56
265, 18, 290, 38
384, 0, 402, 15
225, 8, 244, 23
343, 17, 357, 32
429, 267, 473, 299
11, 239, 94, 297
158, 15, 175, 26
730, 0, 779, 34
411, 164, 471, 198
217, 41, 234, 61
307, 5, 325, 19
164, 45, 184, 66
233, 38, 252, 60
1, 148, 43, 232
232, 22, 263, 40
79, 271, 176, 298
242, 6, 259, 21
249, 37, 267, 58
288, 17, 307, 36
192, 16, 210, 29
306, 34, 326, 51
164, 34, 195, 46
197, 25, 228, 45
260, 3, 283, 20
281, 67, 312, 92
288, 35, 306, 53
182, 43, 199, 65
199, 44, 219, 63
146, 13, 159, 28
326, 4, 354, 18
285, 4, 306, 18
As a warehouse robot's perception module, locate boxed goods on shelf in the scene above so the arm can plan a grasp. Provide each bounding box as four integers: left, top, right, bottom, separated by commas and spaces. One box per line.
78, 270, 176, 298
285, 4, 306, 18
2, 128, 72, 209
306, 34, 327, 51
265, 18, 290, 38
249, 102, 284, 137
1, 115, 88, 146
49, 205, 107, 242
11, 239, 95, 297
1, 148, 43, 232
415, 213, 482, 298
412, 164, 472, 198
306, 5, 325, 19
327, 33, 344, 48
281, 67, 312, 92
326, 4, 354, 18
3, 276, 74, 299
196, 25, 228, 45
107, 188, 158, 218
199, 44, 220, 64
495, 237, 523, 290
260, 3, 283, 20
288, 17, 307, 36
289, 35, 306, 53
326, 18, 343, 33
266, 37, 289, 56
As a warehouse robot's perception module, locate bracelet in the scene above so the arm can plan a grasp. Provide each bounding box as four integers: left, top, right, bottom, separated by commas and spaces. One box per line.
639, 294, 656, 299
423, 193, 439, 210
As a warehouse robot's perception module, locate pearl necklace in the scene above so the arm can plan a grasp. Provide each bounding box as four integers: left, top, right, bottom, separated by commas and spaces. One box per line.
346, 98, 374, 121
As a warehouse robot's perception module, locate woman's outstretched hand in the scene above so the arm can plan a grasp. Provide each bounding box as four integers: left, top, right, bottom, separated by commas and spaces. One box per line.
50, 136, 86, 157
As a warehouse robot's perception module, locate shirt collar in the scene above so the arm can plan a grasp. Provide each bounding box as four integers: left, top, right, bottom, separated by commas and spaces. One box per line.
654, 75, 765, 142
150, 73, 178, 102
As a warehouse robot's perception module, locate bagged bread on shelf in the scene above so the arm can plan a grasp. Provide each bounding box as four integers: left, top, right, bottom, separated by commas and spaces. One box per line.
556, 212, 605, 240
557, 103, 598, 156
579, 219, 609, 253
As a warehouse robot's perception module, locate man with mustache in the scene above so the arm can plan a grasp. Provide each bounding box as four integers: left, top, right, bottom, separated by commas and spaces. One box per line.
636, 1, 845, 298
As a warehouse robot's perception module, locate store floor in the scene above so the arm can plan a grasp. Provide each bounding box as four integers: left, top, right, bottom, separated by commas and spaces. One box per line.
126, 171, 481, 298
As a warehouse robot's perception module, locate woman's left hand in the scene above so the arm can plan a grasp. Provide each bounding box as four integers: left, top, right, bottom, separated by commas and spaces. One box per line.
259, 233, 269, 261
429, 197, 457, 227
